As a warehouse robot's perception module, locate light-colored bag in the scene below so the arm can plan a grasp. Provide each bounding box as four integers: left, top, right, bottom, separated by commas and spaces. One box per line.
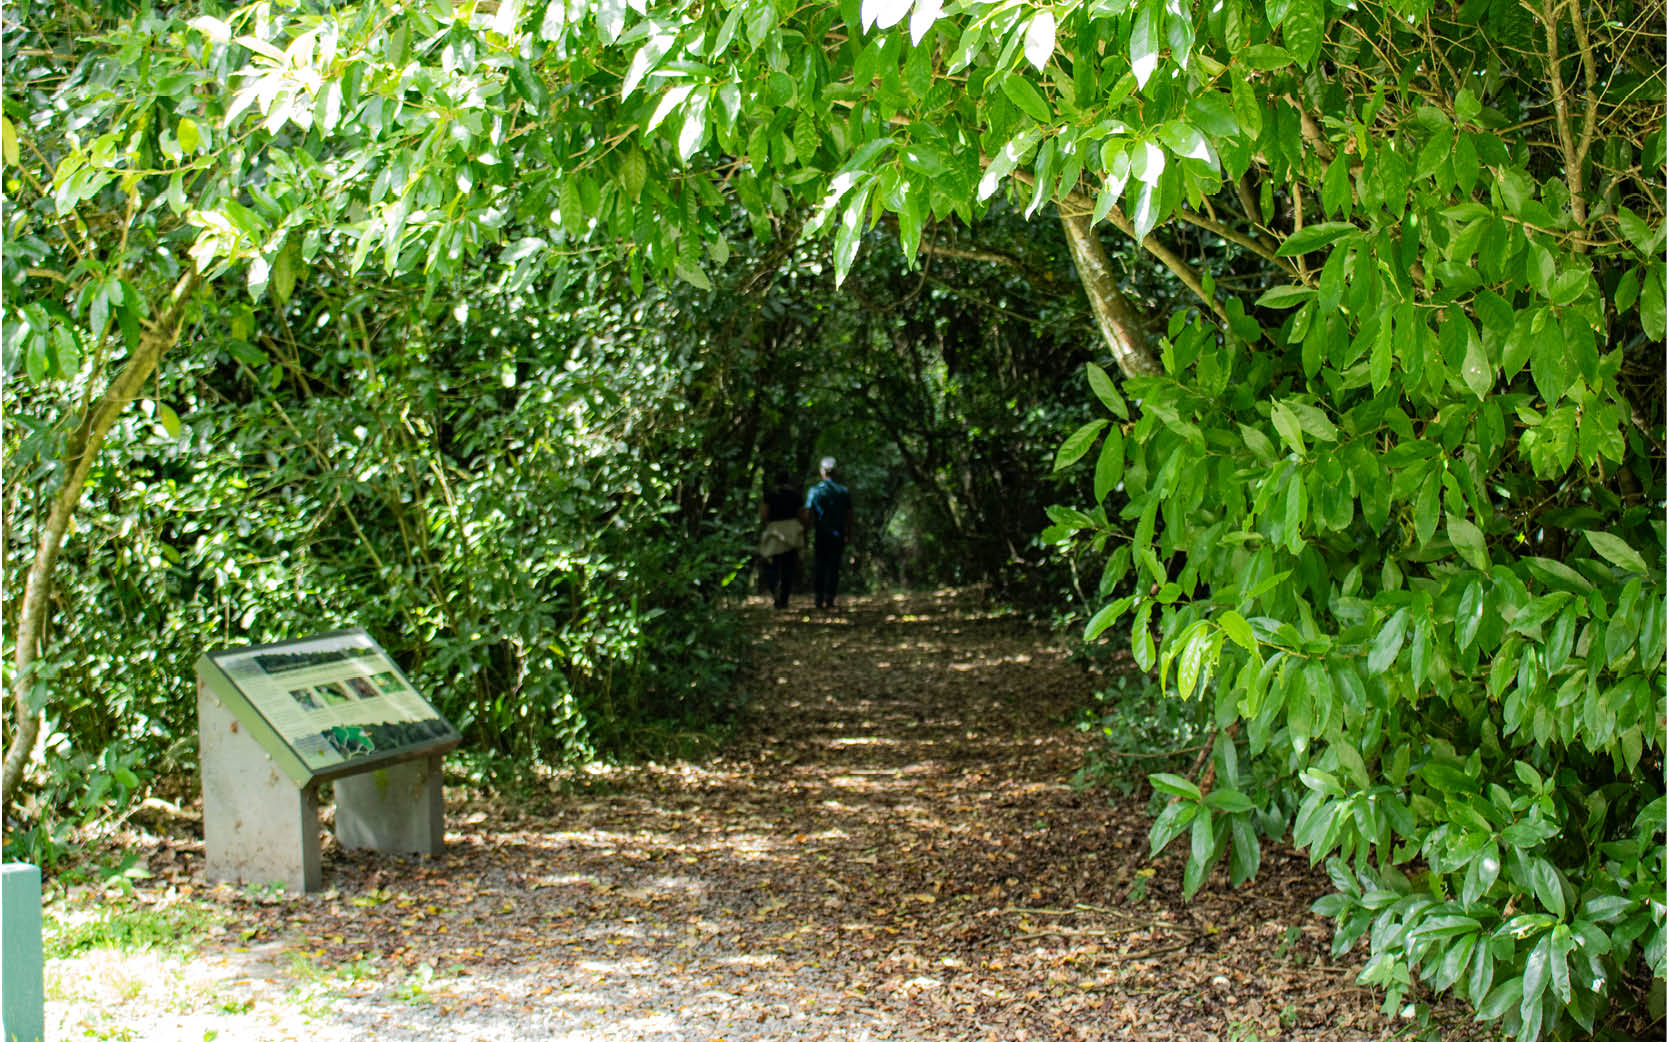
759, 518, 805, 557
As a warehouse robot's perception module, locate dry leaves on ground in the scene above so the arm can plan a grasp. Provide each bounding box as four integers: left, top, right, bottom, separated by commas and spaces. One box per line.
58, 589, 1486, 1041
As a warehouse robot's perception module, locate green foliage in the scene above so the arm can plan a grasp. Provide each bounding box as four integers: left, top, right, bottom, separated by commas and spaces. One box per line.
1043, 0, 1666, 1031
1071, 671, 1213, 797
4, 0, 1663, 1035
3, 251, 763, 857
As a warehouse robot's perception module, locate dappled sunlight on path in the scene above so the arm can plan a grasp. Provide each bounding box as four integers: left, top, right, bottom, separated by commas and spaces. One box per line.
82, 590, 1478, 1041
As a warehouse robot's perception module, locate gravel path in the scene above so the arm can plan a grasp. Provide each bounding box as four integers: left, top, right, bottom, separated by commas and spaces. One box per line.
48, 590, 1473, 1041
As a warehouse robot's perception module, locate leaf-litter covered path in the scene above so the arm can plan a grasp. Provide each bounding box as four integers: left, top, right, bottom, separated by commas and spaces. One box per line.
52, 589, 1474, 1042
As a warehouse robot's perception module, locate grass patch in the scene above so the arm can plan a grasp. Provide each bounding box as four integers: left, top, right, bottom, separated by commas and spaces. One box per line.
46, 891, 223, 959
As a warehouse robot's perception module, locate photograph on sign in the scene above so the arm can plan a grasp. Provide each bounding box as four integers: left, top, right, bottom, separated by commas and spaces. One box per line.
205, 629, 455, 776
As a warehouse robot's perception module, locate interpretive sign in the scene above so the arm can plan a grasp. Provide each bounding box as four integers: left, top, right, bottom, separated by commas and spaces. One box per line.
196, 629, 459, 893
197, 628, 458, 787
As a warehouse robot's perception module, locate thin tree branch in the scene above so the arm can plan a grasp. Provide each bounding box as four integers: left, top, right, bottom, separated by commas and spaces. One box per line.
1054, 185, 1232, 327
2, 267, 203, 808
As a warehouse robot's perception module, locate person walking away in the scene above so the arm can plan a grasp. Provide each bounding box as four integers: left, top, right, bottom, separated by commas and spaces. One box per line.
758, 470, 809, 609
805, 457, 853, 610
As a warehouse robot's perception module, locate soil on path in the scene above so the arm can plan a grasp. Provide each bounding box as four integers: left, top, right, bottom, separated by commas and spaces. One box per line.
52, 589, 1467, 1041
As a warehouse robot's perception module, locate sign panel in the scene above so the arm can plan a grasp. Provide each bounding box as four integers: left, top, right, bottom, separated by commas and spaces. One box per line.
198, 628, 458, 786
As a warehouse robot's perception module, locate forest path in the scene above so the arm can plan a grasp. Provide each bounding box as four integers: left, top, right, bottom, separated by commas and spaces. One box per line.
51, 589, 1456, 1042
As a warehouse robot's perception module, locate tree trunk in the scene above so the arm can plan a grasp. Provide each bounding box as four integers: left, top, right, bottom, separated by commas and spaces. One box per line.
1059, 211, 1163, 379
1, 270, 202, 811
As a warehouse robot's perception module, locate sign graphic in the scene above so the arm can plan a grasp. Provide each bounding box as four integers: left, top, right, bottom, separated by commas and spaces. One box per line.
198, 628, 458, 785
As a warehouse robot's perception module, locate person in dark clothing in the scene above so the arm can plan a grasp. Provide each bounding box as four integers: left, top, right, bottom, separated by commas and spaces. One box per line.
804, 457, 853, 610
758, 470, 809, 609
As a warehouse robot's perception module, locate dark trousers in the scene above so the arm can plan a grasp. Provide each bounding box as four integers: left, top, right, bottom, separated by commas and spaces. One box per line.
813, 535, 845, 607
763, 550, 798, 608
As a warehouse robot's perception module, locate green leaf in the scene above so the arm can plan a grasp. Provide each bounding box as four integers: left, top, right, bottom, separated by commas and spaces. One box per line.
1093, 427, 1125, 501
1238, 44, 1293, 70
1085, 595, 1134, 641
1183, 816, 1214, 897
1000, 73, 1052, 123
596, 0, 627, 41
271, 241, 297, 305
1275, 222, 1359, 257
1549, 268, 1588, 307
1447, 515, 1490, 572
1239, 423, 1275, 462
1616, 206, 1661, 253
1522, 934, 1552, 1007
1150, 773, 1203, 801
1131, 139, 1165, 187
1368, 608, 1410, 674
978, 128, 1041, 201
1133, 616, 1156, 671
1229, 70, 1262, 139
862, 0, 912, 30
1478, 976, 1524, 1021
156, 403, 182, 439
621, 147, 647, 202
1255, 285, 1315, 309
1093, 147, 1131, 225
1055, 419, 1108, 472
1130, 4, 1160, 87
1270, 401, 1305, 455
227, 340, 268, 366
1460, 328, 1492, 399
909, 0, 943, 43
1286, 401, 1338, 442
1584, 530, 1649, 573
1455, 580, 1485, 651
673, 257, 712, 290
1159, 122, 1214, 167
677, 88, 709, 160
539, 0, 567, 39
189, 14, 232, 43
1281, 0, 1325, 65
558, 175, 586, 238
1218, 610, 1256, 652
1414, 468, 1441, 546
1023, 11, 1055, 71
1205, 789, 1256, 814
1370, 318, 1394, 391
1130, 181, 1159, 242
1086, 362, 1130, 419
510, 59, 548, 110
1149, 798, 1197, 857
1640, 265, 1664, 340
1177, 627, 1209, 699
1528, 859, 1566, 919
1229, 815, 1261, 884
315, 80, 342, 134
646, 84, 693, 134
831, 182, 873, 285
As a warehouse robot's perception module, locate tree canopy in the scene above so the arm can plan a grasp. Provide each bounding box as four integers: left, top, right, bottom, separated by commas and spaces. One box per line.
4, 0, 1663, 1036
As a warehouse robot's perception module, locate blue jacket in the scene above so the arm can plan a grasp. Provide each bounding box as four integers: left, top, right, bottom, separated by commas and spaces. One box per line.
805, 479, 852, 539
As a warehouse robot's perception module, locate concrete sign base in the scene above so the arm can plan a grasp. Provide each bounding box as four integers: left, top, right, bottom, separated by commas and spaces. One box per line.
199, 682, 322, 893
1, 862, 44, 1042
199, 676, 450, 894
336, 754, 445, 855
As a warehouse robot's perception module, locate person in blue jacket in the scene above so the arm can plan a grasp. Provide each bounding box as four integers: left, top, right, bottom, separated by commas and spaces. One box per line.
805, 457, 854, 610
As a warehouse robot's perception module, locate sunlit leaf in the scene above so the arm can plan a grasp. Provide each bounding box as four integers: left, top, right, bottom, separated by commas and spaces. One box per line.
1023, 11, 1056, 71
